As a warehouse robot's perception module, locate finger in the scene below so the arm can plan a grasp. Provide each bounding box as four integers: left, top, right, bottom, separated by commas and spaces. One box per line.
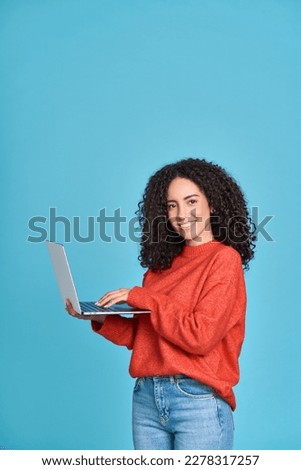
65, 299, 80, 316
96, 289, 125, 306
99, 292, 128, 308
65, 298, 73, 313
97, 293, 124, 307
65, 299, 74, 310
65, 306, 77, 316
99, 288, 128, 301
95, 291, 115, 305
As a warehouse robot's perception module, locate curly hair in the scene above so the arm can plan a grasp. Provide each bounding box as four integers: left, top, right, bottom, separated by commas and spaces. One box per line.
136, 158, 256, 271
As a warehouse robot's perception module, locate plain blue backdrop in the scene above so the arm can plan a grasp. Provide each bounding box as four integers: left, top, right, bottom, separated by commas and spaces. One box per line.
1, 0, 300, 450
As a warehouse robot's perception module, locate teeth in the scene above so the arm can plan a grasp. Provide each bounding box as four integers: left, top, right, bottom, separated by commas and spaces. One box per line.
179, 223, 192, 228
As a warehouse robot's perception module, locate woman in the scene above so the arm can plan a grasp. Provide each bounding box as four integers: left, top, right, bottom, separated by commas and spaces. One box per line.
66, 157, 256, 450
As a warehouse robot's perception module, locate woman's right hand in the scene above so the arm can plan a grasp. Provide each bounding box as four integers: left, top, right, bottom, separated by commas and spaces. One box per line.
65, 299, 107, 324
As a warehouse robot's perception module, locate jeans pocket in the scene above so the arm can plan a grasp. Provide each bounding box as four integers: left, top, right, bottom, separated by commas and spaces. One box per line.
175, 377, 215, 399
215, 395, 234, 433
133, 377, 144, 392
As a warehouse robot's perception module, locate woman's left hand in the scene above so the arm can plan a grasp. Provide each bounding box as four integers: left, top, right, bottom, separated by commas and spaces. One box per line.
96, 288, 131, 308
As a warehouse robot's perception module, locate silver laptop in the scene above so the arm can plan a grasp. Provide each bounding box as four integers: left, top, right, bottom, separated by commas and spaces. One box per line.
46, 241, 150, 316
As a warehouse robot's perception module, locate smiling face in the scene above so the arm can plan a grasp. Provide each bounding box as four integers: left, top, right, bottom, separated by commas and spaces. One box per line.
167, 177, 214, 246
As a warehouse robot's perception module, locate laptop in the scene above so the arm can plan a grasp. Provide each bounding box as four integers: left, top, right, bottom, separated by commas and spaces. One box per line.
46, 241, 150, 316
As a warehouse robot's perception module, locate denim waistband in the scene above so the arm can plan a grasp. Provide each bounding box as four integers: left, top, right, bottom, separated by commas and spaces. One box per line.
143, 375, 188, 382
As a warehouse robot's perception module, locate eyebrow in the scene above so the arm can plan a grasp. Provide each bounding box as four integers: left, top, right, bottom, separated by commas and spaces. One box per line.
167, 194, 200, 202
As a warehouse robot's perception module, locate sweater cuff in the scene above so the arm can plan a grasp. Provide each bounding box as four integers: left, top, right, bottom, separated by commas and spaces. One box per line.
91, 316, 124, 339
91, 320, 104, 333
127, 286, 156, 311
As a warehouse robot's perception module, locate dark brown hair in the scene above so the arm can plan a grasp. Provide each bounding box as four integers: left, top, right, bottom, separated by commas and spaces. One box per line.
136, 158, 256, 271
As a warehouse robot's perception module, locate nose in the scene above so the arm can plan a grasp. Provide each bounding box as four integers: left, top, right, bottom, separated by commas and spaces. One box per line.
176, 206, 198, 222
175, 205, 190, 221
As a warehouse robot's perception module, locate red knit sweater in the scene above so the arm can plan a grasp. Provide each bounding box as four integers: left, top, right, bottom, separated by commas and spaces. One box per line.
92, 240, 247, 410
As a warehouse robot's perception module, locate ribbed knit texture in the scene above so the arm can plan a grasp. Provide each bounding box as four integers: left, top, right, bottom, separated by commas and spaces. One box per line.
92, 240, 246, 410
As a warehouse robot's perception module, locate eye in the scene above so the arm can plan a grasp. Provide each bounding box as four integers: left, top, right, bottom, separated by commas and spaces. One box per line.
167, 203, 176, 210
188, 199, 198, 205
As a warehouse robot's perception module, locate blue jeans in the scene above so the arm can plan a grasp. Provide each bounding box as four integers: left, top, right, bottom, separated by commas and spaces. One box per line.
132, 375, 234, 450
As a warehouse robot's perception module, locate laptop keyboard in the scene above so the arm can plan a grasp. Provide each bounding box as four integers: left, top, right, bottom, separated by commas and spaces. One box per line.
80, 301, 111, 313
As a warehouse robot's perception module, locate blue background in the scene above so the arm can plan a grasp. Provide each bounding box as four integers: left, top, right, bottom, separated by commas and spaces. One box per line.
1, 0, 300, 450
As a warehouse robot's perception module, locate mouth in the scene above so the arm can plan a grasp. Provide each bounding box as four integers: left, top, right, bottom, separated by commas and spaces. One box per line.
178, 221, 195, 229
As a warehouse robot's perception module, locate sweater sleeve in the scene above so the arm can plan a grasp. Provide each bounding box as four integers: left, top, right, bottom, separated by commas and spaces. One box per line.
90, 270, 149, 349
127, 250, 246, 355
91, 316, 138, 350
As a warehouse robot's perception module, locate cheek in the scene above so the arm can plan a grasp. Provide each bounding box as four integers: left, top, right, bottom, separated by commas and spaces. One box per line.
168, 218, 178, 230
194, 205, 210, 220
167, 210, 176, 221
167, 214, 180, 232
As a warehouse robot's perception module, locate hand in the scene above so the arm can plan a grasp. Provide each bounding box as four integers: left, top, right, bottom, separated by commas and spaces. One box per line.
96, 288, 131, 308
65, 299, 107, 324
